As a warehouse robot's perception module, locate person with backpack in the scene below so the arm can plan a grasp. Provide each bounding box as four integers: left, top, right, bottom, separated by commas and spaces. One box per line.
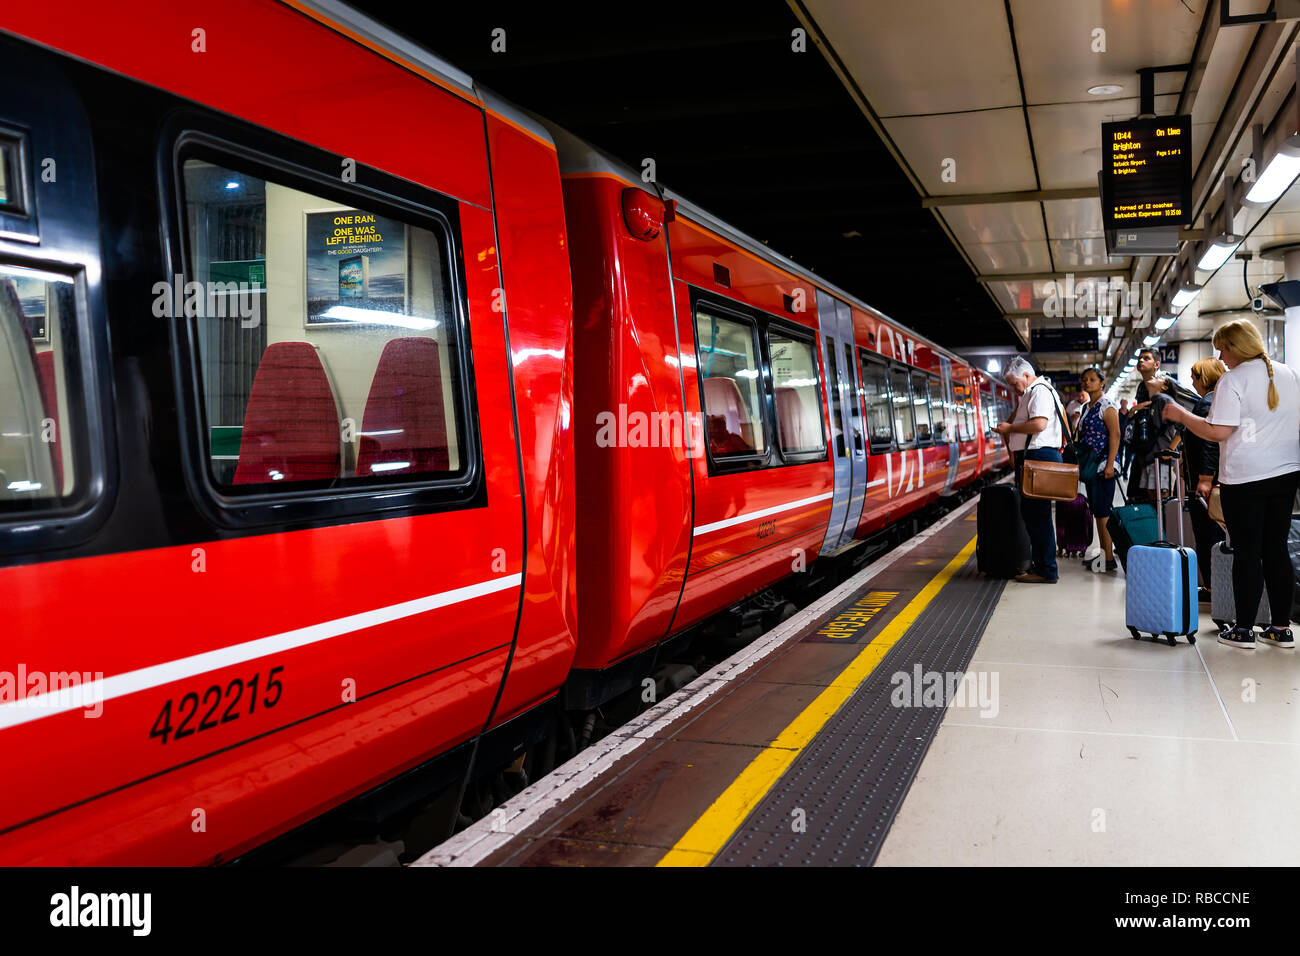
1117, 399, 1134, 475
1127, 349, 1198, 501
1077, 367, 1121, 572
1162, 320, 1300, 649
995, 356, 1066, 584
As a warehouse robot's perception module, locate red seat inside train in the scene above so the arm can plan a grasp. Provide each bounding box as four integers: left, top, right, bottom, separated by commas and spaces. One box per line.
703, 375, 755, 454
232, 341, 341, 485
775, 385, 817, 450
355, 336, 449, 477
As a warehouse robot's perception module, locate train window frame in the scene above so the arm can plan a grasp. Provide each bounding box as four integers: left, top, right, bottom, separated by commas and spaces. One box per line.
909, 368, 933, 447
888, 361, 918, 450
927, 371, 948, 445
980, 380, 998, 438
687, 287, 828, 476
0, 123, 38, 241
0, 259, 108, 545
160, 124, 486, 529
765, 320, 829, 464
859, 349, 896, 452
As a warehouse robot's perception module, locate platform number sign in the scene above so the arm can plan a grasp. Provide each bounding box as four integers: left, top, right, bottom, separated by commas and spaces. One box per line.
1158, 344, 1179, 365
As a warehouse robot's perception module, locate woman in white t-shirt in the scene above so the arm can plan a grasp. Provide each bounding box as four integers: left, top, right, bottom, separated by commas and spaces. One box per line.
1163, 319, 1300, 650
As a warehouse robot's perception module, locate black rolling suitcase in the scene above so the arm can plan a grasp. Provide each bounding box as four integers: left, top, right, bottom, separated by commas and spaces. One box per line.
977, 484, 1031, 578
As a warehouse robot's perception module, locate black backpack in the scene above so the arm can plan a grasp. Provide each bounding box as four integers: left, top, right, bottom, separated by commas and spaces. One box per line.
1128, 401, 1160, 458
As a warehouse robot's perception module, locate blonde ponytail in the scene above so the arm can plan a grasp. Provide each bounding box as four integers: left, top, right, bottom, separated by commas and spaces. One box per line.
1212, 318, 1280, 410
1262, 354, 1280, 410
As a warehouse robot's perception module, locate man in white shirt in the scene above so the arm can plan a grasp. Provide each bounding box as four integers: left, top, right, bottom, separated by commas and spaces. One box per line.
995, 356, 1065, 583
1065, 388, 1087, 431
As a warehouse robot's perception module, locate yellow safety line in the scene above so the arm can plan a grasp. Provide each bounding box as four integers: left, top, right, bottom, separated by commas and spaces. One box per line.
656, 534, 978, 867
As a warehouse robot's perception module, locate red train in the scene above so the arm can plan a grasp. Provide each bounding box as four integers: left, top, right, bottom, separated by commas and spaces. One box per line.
0, 0, 1014, 864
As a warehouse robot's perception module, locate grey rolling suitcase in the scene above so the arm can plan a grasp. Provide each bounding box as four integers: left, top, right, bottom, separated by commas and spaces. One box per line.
1210, 540, 1271, 634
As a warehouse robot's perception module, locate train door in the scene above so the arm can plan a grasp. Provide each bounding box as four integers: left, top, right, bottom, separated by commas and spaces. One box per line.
939, 356, 959, 494
817, 292, 867, 553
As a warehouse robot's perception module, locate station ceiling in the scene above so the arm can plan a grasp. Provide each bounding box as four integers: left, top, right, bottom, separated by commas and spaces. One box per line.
348, 0, 1019, 350
794, 0, 1300, 389
350, 0, 1300, 386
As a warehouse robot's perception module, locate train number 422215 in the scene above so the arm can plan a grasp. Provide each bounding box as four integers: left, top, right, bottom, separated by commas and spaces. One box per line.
150, 666, 284, 745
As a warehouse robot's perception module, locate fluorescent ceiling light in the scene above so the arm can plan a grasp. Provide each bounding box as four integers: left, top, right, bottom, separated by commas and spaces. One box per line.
1246, 136, 1300, 205
1154, 315, 1176, 332
987, 359, 1001, 374
1171, 285, 1201, 310
1197, 236, 1243, 272
1088, 84, 1124, 96
1143, 334, 1161, 347
318, 305, 439, 331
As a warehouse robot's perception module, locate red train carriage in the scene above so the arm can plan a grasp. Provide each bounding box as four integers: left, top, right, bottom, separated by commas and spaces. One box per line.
547, 125, 1013, 698
0, 0, 1010, 864
0, 0, 575, 864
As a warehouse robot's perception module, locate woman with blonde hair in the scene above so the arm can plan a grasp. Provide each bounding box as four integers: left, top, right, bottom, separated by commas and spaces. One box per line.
1164, 320, 1300, 649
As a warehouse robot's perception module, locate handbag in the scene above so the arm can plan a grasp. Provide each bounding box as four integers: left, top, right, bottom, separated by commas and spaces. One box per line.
1022, 382, 1081, 501
1073, 402, 1102, 477
1207, 485, 1223, 526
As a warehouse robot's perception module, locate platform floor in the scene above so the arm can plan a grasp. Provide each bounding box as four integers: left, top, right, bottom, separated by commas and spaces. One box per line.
417, 489, 1300, 867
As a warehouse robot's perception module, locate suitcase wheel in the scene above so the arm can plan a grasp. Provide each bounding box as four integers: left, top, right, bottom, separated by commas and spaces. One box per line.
1188, 633, 1197, 645
1128, 626, 1142, 640
1163, 632, 1178, 647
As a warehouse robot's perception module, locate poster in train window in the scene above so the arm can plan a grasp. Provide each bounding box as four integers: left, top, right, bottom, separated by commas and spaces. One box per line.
304, 208, 407, 326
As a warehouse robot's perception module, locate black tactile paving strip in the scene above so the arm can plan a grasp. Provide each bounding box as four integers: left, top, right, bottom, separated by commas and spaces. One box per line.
712, 560, 1005, 867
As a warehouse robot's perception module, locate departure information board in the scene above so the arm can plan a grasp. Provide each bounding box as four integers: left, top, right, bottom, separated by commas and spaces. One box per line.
1030, 328, 1099, 353
1100, 116, 1192, 231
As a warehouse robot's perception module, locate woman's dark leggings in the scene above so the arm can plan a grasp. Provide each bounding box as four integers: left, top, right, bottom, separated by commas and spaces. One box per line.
1219, 471, 1300, 628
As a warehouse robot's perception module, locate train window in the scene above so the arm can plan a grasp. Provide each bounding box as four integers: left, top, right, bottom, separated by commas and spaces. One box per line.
910, 370, 933, 445
768, 329, 823, 456
180, 159, 467, 490
695, 308, 766, 457
843, 343, 863, 453
980, 383, 997, 437
860, 352, 894, 449
0, 131, 29, 218
928, 373, 948, 444
952, 382, 971, 442
0, 266, 77, 505
889, 365, 915, 444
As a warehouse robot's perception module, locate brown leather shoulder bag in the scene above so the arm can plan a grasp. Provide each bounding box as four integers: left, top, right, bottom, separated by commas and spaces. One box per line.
1022, 382, 1081, 501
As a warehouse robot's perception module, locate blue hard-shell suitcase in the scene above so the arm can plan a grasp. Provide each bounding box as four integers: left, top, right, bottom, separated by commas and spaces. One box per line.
1125, 451, 1198, 646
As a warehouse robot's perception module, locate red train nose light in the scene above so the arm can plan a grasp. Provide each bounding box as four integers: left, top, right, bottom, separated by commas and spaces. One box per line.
622, 187, 665, 241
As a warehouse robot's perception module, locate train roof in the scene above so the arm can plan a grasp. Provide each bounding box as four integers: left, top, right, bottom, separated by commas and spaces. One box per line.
535, 121, 974, 374
289, 0, 981, 378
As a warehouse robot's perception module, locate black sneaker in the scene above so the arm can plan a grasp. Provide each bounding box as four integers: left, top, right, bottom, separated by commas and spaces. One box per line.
1259, 627, 1295, 649
1218, 626, 1256, 650
1105, 559, 1118, 573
